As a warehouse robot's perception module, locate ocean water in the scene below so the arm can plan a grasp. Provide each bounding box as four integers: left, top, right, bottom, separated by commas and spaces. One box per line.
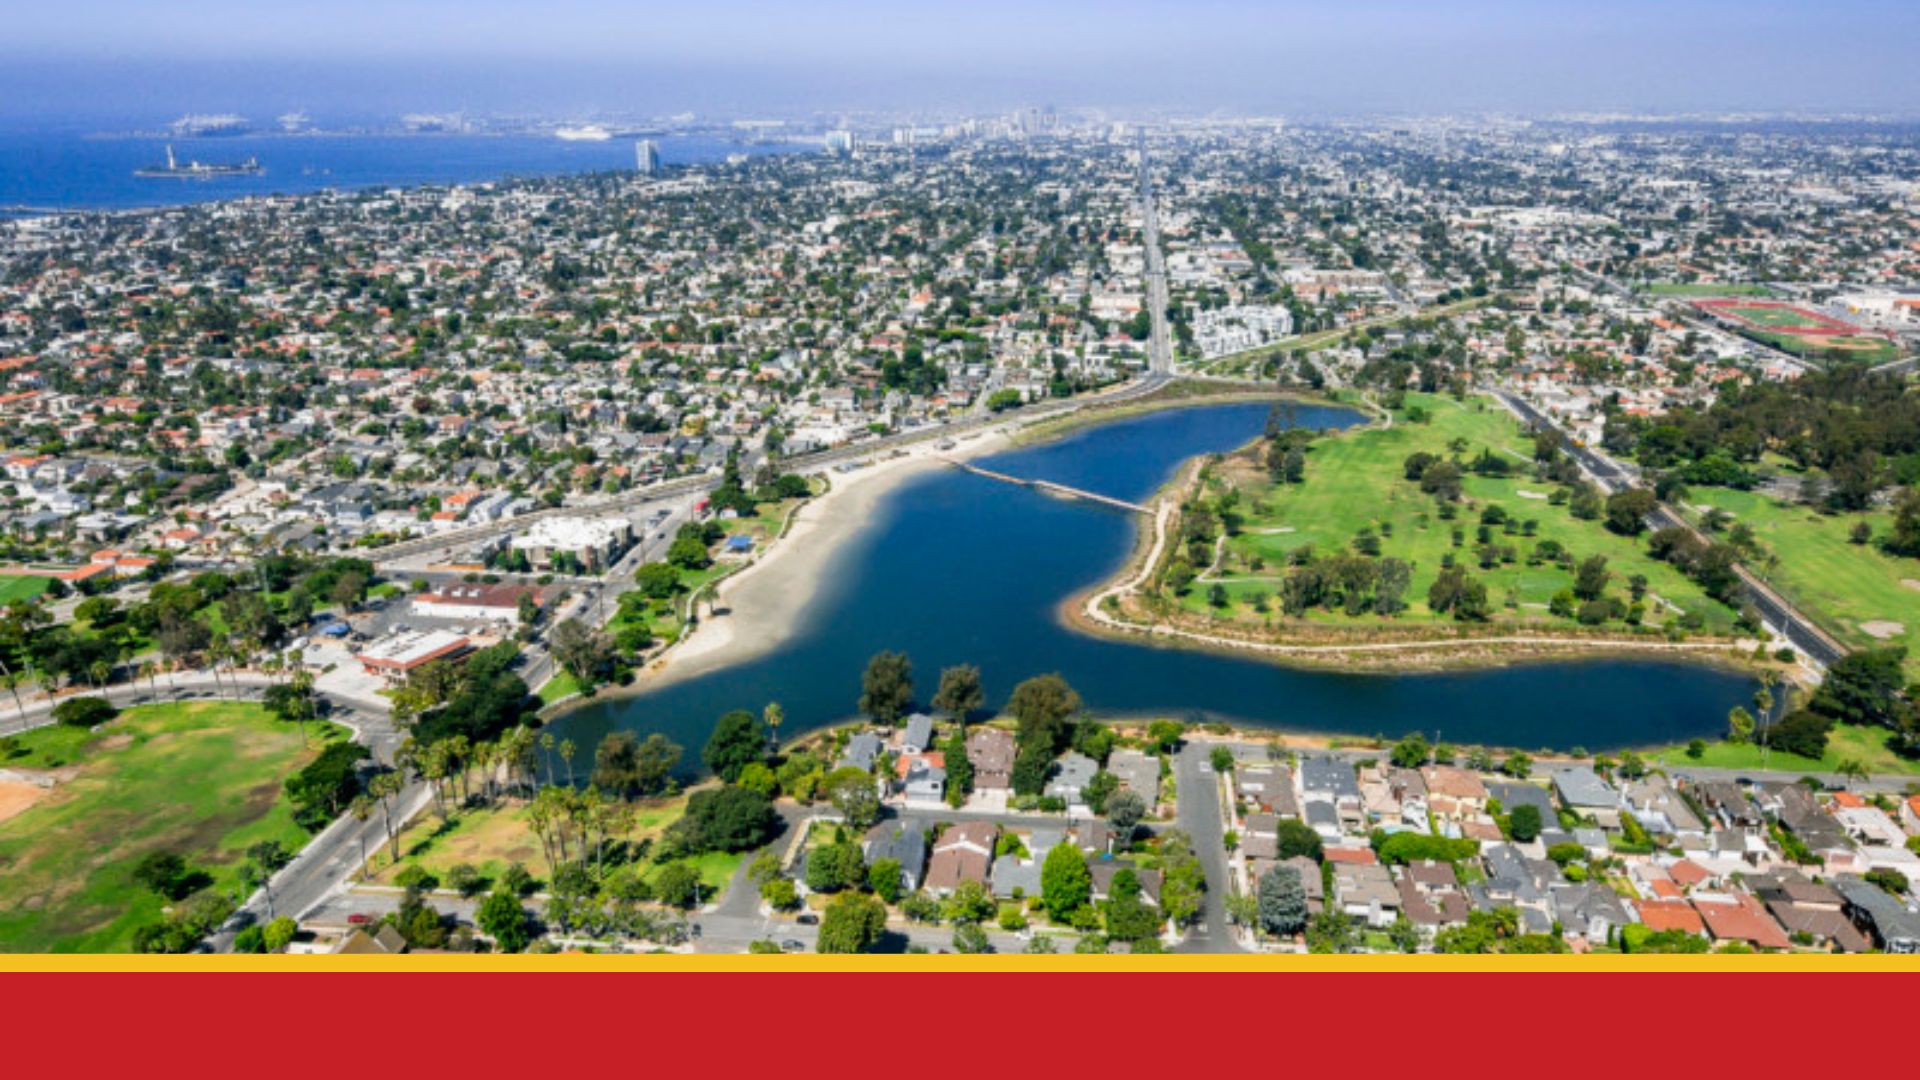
0, 130, 811, 213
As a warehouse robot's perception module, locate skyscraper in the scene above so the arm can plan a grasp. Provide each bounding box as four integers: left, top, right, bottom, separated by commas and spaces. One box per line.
635, 139, 661, 176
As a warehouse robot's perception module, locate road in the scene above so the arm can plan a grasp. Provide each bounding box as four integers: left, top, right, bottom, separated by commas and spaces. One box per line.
360, 373, 1176, 568
1170, 741, 1244, 952
1489, 385, 1847, 668
1138, 137, 1174, 376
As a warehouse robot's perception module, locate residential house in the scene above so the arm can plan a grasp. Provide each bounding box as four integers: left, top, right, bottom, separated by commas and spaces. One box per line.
1551, 766, 1621, 828
924, 822, 998, 896
863, 822, 928, 893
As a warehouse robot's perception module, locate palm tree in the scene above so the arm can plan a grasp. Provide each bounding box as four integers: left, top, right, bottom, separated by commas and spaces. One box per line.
0, 655, 26, 718
370, 772, 404, 862
539, 732, 556, 784
349, 794, 376, 877
763, 701, 784, 754
558, 738, 576, 787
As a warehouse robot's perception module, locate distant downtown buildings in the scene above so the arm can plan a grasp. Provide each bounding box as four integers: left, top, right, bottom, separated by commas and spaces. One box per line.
635, 139, 661, 176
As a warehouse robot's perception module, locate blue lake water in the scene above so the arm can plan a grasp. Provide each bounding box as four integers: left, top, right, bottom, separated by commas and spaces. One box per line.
0, 131, 810, 212
552, 403, 1752, 757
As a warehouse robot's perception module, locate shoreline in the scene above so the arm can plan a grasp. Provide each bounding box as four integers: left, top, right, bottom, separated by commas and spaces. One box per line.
542, 423, 1017, 720
543, 388, 1778, 727
1062, 399, 1783, 680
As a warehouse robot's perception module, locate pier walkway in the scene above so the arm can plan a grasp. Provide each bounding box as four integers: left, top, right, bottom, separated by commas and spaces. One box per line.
941, 458, 1151, 515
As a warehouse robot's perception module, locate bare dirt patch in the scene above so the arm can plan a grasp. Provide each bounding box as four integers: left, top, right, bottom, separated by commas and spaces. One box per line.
1861, 620, 1906, 640
94, 734, 133, 752
1901, 579, 1920, 593
0, 779, 52, 825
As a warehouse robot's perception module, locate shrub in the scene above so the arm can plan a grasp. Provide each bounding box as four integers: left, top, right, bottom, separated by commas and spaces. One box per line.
52, 696, 117, 728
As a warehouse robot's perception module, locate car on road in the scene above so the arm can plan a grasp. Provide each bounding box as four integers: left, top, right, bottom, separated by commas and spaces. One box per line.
781, 940, 805, 953
796, 914, 818, 926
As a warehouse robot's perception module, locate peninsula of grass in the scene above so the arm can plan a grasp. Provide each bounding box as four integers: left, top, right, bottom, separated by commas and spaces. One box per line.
1139, 392, 1738, 648
0, 700, 334, 953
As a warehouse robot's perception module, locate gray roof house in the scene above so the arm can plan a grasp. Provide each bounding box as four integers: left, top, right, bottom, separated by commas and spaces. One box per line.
901, 713, 935, 753
862, 822, 928, 893
1551, 881, 1632, 944
1551, 766, 1621, 827
1108, 749, 1160, 805
839, 732, 884, 772
1046, 751, 1101, 805
1835, 875, 1920, 953
1487, 781, 1556, 823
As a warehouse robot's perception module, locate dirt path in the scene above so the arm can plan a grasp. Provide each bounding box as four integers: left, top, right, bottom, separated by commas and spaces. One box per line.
1080, 478, 1743, 662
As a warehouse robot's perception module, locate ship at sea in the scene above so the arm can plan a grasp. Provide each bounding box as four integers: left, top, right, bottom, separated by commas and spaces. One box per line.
134, 145, 263, 179
555, 124, 613, 142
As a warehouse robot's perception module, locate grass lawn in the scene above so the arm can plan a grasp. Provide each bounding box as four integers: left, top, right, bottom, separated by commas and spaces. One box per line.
1175, 392, 1736, 635
1648, 722, 1920, 776
0, 701, 333, 952
1682, 487, 1920, 677
537, 671, 581, 705
1746, 329, 1897, 365
365, 790, 742, 895
0, 574, 53, 604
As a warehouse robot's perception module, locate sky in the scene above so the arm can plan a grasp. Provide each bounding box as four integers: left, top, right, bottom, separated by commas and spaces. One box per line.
2, 1, 1917, 124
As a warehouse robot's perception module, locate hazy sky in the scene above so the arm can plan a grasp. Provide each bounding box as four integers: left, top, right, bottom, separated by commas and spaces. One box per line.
4, 1, 1917, 122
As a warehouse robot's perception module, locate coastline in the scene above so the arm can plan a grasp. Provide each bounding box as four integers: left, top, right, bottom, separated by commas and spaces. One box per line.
542, 423, 1016, 719
1061, 404, 1780, 679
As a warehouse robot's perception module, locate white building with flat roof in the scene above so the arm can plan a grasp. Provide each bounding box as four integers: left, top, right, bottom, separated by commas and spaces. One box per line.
509, 516, 632, 572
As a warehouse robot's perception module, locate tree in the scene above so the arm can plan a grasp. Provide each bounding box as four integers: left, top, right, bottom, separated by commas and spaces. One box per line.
931, 663, 984, 722
549, 618, 613, 691
816, 892, 888, 953
1389, 733, 1430, 768
1604, 488, 1656, 535
1257, 865, 1309, 937
635, 561, 681, 599
1274, 818, 1324, 862
1008, 673, 1082, 754
943, 728, 974, 808
868, 857, 905, 903
1041, 842, 1091, 921
666, 785, 777, 853
1106, 789, 1147, 840
262, 916, 298, 953
1508, 803, 1543, 843
1011, 742, 1053, 797
654, 861, 703, 908
592, 730, 682, 799
1810, 647, 1907, 730
1572, 555, 1612, 600
1501, 752, 1533, 779
859, 650, 914, 722
1764, 710, 1835, 759
702, 709, 768, 781
1728, 706, 1757, 745
477, 887, 532, 952
952, 922, 991, 954
828, 769, 881, 829
132, 851, 197, 900
51, 696, 116, 728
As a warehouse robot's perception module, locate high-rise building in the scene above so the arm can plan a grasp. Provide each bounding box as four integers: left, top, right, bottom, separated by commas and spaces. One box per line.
634, 139, 661, 176
824, 129, 854, 155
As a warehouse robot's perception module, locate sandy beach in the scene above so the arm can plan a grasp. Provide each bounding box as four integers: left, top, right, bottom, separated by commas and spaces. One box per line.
630, 425, 1016, 691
